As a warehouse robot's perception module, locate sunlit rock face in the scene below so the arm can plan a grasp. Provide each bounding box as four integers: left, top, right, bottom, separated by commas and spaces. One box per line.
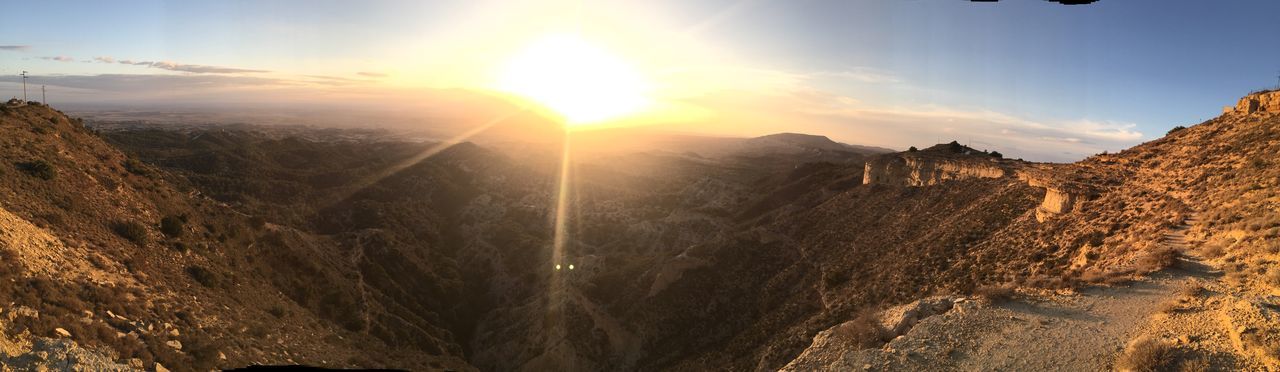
1035, 188, 1076, 222
1230, 90, 1280, 114
862, 155, 1006, 186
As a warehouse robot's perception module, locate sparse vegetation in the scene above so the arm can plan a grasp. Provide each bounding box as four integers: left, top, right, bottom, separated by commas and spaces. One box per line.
973, 283, 1015, 304
1167, 126, 1186, 135
160, 215, 186, 238
111, 221, 149, 245
186, 265, 219, 288
1115, 337, 1177, 372
1134, 247, 1179, 273
123, 158, 151, 176
832, 309, 890, 349
16, 160, 56, 180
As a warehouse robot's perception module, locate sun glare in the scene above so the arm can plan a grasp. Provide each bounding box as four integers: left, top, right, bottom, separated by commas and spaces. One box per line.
495, 34, 651, 127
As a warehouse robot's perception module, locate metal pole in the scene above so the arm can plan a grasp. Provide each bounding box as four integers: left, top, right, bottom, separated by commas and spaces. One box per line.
42, 85, 46, 103
20, 71, 28, 101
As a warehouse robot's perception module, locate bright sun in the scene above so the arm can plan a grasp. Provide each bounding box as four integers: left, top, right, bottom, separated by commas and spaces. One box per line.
495, 34, 651, 126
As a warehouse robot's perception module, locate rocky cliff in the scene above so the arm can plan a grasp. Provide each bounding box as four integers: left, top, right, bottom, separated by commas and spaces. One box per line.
1225, 89, 1280, 114
862, 152, 1008, 187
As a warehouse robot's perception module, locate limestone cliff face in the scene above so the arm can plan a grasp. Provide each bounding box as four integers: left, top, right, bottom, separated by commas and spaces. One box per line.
1017, 168, 1092, 222
1228, 90, 1280, 114
862, 155, 1007, 186
862, 152, 1092, 223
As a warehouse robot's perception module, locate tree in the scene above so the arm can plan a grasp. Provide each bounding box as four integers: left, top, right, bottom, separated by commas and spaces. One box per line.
908, 146, 918, 152
990, 151, 1003, 159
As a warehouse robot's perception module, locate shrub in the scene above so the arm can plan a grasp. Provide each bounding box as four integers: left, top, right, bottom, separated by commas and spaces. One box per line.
1134, 247, 1178, 273
1180, 357, 1210, 372
1266, 269, 1280, 289
248, 215, 267, 230
1166, 126, 1186, 135
907, 146, 918, 152
832, 309, 889, 349
1157, 298, 1184, 314
111, 221, 149, 245
989, 151, 1003, 158
186, 265, 219, 288
1115, 337, 1176, 372
159, 216, 185, 238
1200, 244, 1225, 258
16, 160, 55, 180
123, 159, 150, 176
973, 283, 1015, 304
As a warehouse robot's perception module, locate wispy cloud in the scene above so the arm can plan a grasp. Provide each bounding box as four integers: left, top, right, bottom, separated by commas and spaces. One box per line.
147, 61, 269, 74
93, 56, 116, 63
0, 74, 290, 92
812, 67, 901, 84
667, 67, 1146, 161
357, 71, 388, 78
41, 56, 75, 62
0, 45, 31, 52
103, 59, 268, 74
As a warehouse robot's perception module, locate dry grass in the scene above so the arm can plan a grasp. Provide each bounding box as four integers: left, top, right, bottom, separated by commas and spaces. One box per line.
832, 309, 890, 349
1157, 298, 1185, 314
1179, 283, 1205, 298
1115, 337, 1177, 372
1199, 244, 1225, 259
973, 283, 1016, 304
1134, 247, 1179, 273
1266, 268, 1280, 289
1178, 357, 1210, 372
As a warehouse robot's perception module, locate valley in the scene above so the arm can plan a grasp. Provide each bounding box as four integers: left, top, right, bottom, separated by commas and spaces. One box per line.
0, 90, 1277, 371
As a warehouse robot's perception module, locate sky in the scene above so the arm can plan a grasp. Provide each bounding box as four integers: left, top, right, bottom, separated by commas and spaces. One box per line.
2, 0, 1279, 161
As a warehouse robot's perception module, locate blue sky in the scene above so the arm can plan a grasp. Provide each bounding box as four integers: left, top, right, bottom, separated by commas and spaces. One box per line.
2, 0, 1279, 161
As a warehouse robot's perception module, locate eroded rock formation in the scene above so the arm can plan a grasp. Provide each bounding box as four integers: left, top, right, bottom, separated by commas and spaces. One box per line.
862, 154, 1007, 186
1226, 90, 1280, 115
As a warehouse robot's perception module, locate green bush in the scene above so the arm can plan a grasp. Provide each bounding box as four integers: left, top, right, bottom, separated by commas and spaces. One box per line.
1166, 126, 1186, 135
111, 221, 149, 245
16, 160, 55, 180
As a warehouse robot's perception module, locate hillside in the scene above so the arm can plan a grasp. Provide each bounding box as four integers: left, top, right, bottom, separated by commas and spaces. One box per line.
0, 90, 1276, 371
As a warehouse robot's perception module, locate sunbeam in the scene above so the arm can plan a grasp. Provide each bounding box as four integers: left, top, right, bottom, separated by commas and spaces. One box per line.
323, 109, 525, 209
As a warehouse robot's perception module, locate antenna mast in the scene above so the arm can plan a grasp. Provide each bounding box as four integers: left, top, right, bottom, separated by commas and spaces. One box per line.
42, 85, 46, 104
20, 71, 28, 101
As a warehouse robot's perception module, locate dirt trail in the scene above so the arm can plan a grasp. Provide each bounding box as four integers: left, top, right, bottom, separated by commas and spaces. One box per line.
787, 215, 1271, 370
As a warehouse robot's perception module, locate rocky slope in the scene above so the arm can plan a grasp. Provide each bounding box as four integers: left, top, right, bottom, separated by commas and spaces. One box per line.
1, 88, 1278, 371
780, 91, 1280, 370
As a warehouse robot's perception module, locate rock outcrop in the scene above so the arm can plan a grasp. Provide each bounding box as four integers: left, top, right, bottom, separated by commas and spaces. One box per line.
1016, 167, 1096, 222
861, 146, 1095, 223
1226, 90, 1280, 115
863, 154, 1008, 186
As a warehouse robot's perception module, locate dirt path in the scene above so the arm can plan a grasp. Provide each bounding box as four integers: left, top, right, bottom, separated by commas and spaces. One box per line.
785, 215, 1271, 371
